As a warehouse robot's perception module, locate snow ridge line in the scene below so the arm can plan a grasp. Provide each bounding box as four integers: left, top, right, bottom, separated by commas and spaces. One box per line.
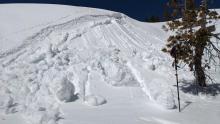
0, 13, 126, 59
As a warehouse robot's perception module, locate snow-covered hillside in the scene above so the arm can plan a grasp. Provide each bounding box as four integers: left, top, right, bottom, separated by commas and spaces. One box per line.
0, 4, 220, 124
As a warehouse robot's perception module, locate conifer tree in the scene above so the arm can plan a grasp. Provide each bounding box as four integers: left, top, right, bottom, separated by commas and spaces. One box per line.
162, 0, 220, 87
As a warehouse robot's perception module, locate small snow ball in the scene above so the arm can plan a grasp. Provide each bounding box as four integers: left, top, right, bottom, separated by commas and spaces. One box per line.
84, 95, 106, 106
56, 77, 76, 102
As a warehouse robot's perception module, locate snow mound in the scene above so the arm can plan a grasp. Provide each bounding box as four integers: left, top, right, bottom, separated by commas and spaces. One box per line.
84, 95, 107, 106
0, 4, 177, 124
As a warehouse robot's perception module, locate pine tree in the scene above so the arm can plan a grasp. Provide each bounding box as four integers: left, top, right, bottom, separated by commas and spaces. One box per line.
162, 0, 220, 87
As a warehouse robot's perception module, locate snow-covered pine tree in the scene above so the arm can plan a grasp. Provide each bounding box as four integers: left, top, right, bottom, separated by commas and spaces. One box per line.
162, 0, 220, 87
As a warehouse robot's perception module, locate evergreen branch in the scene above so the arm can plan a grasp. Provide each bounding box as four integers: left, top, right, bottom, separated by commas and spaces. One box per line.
208, 34, 220, 54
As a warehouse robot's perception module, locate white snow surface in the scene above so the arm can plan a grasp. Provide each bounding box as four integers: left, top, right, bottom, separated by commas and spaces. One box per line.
0, 4, 220, 124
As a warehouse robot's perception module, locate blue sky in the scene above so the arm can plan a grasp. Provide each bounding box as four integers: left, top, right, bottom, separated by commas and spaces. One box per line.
0, 0, 220, 21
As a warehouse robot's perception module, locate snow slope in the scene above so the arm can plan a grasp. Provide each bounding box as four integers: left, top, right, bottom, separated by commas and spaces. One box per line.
0, 4, 113, 53
0, 4, 220, 124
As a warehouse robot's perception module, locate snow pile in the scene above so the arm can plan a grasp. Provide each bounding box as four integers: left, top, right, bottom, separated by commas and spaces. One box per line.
0, 4, 177, 124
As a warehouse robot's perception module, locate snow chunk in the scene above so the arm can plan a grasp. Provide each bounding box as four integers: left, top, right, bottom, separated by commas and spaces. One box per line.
101, 49, 139, 87
53, 77, 76, 102
148, 79, 176, 109
84, 95, 106, 106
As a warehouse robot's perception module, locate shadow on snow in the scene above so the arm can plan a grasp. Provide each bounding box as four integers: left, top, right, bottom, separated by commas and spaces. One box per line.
177, 79, 220, 96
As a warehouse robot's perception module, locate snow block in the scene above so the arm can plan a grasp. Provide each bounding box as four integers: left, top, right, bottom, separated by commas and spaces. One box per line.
84, 95, 106, 106
148, 79, 176, 109
102, 59, 139, 87
54, 77, 76, 102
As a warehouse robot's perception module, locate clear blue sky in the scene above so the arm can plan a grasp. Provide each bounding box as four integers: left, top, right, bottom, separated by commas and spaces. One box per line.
0, 0, 220, 21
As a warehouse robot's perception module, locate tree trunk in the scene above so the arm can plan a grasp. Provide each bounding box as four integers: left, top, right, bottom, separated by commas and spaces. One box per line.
194, 0, 207, 87
194, 47, 207, 87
